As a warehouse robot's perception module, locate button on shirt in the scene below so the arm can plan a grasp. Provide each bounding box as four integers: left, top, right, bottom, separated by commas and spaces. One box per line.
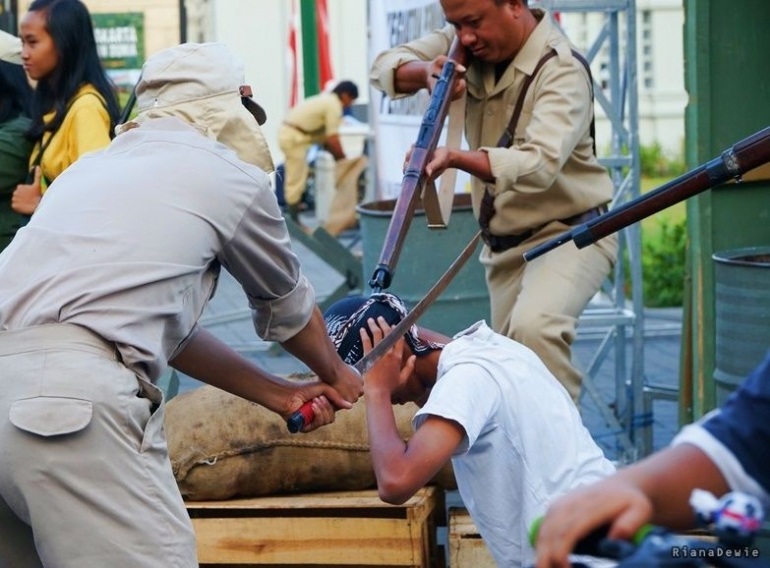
0, 118, 316, 381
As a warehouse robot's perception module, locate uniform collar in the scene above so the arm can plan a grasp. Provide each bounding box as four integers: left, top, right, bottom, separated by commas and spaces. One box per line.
512, 9, 553, 76
466, 8, 554, 98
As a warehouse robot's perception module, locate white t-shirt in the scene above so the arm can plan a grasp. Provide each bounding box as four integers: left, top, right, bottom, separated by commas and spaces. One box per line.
414, 321, 616, 567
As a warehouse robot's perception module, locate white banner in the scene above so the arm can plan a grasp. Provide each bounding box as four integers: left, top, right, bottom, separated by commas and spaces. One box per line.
368, 0, 470, 200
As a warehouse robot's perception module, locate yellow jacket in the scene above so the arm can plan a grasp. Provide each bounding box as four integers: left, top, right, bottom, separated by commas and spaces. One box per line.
30, 84, 111, 191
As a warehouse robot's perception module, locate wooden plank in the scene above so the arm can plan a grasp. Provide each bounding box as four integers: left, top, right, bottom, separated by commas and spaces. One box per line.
187, 487, 439, 566
283, 215, 363, 312
448, 507, 495, 568
194, 516, 420, 565
187, 488, 431, 514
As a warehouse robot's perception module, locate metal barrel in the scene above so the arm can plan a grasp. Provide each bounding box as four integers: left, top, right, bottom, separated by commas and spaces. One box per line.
712, 246, 770, 406
357, 193, 489, 335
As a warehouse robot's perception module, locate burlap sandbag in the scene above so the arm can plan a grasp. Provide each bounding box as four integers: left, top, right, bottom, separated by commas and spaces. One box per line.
165, 384, 456, 501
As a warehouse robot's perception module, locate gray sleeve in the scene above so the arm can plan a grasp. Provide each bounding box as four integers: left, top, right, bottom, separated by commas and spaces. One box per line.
220, 173, 316, 343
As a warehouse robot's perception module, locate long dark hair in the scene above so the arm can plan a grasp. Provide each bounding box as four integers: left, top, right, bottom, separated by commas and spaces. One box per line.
0, 61, 33, 123
26, 0, 120, 140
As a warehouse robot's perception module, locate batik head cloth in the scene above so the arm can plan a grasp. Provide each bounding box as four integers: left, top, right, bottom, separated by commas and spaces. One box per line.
324, 293, 443, 365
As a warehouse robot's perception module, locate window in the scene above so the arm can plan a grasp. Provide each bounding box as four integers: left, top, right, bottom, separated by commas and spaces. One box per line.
640, 9, 654, 90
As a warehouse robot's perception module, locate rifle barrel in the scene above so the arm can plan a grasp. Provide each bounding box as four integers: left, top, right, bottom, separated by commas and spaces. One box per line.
524, 125, 770, 262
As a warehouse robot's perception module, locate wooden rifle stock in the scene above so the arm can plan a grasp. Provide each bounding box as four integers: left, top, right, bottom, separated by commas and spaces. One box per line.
368, 38, 468, 292
524, 125, 770, 262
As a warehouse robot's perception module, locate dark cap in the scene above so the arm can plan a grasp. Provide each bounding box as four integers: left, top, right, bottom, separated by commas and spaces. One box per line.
239, 85, 267, 125
324, 292, 443, 365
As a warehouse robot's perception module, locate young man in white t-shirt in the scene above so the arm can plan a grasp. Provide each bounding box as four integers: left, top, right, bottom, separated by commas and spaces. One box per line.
325, 293, 616, 567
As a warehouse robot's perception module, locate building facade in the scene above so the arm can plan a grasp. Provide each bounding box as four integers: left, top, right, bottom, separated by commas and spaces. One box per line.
559, 0, 686, 155
8, 1, 684, 164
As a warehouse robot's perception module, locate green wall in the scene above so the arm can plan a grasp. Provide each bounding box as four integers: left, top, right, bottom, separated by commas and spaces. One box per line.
682, 0, 770, 421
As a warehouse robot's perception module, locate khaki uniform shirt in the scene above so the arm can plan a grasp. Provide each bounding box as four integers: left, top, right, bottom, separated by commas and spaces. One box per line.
0, 117, 315, 381
283, 92, 344, 145
370, 10, 614, 236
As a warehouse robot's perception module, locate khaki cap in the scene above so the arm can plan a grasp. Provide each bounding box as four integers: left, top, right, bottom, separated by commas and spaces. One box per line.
0, 30, 23, 65
119, 42, 274, 173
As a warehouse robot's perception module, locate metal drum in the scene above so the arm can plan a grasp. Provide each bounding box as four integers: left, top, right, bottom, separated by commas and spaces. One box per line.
357, 193, 489, 336
713, 246, 770, 406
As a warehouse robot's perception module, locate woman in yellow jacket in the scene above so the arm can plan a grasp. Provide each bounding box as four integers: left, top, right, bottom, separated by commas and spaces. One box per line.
12, 0, 120, 215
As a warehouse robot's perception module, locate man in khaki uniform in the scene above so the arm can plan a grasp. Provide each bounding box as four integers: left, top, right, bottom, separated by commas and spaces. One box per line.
0, 43, 361, 567
370, 0, 618, 402
278, 80, 365, 231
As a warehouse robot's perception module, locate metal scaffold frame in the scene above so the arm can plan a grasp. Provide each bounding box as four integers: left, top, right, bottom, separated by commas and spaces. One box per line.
533, 0, 651, 461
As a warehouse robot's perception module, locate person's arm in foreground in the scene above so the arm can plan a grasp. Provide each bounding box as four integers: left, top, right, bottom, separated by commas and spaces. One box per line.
280, 306, 363, 403
534, 443, 729, 568
360, 316, 463, 504
170, 327, 351, 432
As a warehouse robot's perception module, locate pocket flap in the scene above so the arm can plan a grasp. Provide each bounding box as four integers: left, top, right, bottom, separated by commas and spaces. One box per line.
10, 397, 93, 437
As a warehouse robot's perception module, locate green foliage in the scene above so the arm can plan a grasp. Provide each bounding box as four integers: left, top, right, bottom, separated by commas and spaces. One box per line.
641, 216, 687, 307
602, 145, 688, 306
639, 141, 686, 178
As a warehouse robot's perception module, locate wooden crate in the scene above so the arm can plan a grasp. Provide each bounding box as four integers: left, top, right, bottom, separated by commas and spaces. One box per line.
186, 487, 443, 567
448, 507, 495, 568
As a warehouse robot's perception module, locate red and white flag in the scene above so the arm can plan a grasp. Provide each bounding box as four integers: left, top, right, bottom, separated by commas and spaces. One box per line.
287, 0, 300, 106
316, 0, 335, 91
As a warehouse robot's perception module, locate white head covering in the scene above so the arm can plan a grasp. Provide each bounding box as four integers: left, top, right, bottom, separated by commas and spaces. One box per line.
0, 30, 23, 65
116, 42, 274, 173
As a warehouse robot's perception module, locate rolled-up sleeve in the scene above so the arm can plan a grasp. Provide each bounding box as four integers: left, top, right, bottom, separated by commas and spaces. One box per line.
369, 27, 454, 98
221, 177, 316, 343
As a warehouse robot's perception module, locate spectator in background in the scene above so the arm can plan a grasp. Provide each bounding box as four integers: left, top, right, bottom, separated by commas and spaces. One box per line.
278, 80, 360, 226
0, 31, 35, 250
12, 0, 120, 216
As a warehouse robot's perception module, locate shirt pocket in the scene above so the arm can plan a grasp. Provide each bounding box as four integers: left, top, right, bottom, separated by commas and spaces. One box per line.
9, 396, 93, 437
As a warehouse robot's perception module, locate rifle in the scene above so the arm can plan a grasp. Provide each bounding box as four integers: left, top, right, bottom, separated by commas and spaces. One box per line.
368, 37, 468, 292
523, 125, 770, 262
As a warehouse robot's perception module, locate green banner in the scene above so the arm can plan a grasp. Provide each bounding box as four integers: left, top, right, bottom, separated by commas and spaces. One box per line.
92, 12, 145, 71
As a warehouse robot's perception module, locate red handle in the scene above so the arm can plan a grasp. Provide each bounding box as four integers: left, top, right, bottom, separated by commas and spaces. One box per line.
286, 400, 315, 433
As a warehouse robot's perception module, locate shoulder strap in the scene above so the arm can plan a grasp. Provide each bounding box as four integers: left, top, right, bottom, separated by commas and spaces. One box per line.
570, 49, 597, 156
496, 48, 596, 153
496, 49, 558, 148
480, 48, 597, 234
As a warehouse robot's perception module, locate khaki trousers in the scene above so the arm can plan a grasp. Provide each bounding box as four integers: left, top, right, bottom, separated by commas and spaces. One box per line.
0, 324, 197, 568
481, 220, 618, 402
278, 125, 312, 206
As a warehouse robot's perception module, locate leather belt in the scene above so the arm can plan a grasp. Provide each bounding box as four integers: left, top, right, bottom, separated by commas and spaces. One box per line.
560, 204, 608, 226
481, 205, 608, 253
